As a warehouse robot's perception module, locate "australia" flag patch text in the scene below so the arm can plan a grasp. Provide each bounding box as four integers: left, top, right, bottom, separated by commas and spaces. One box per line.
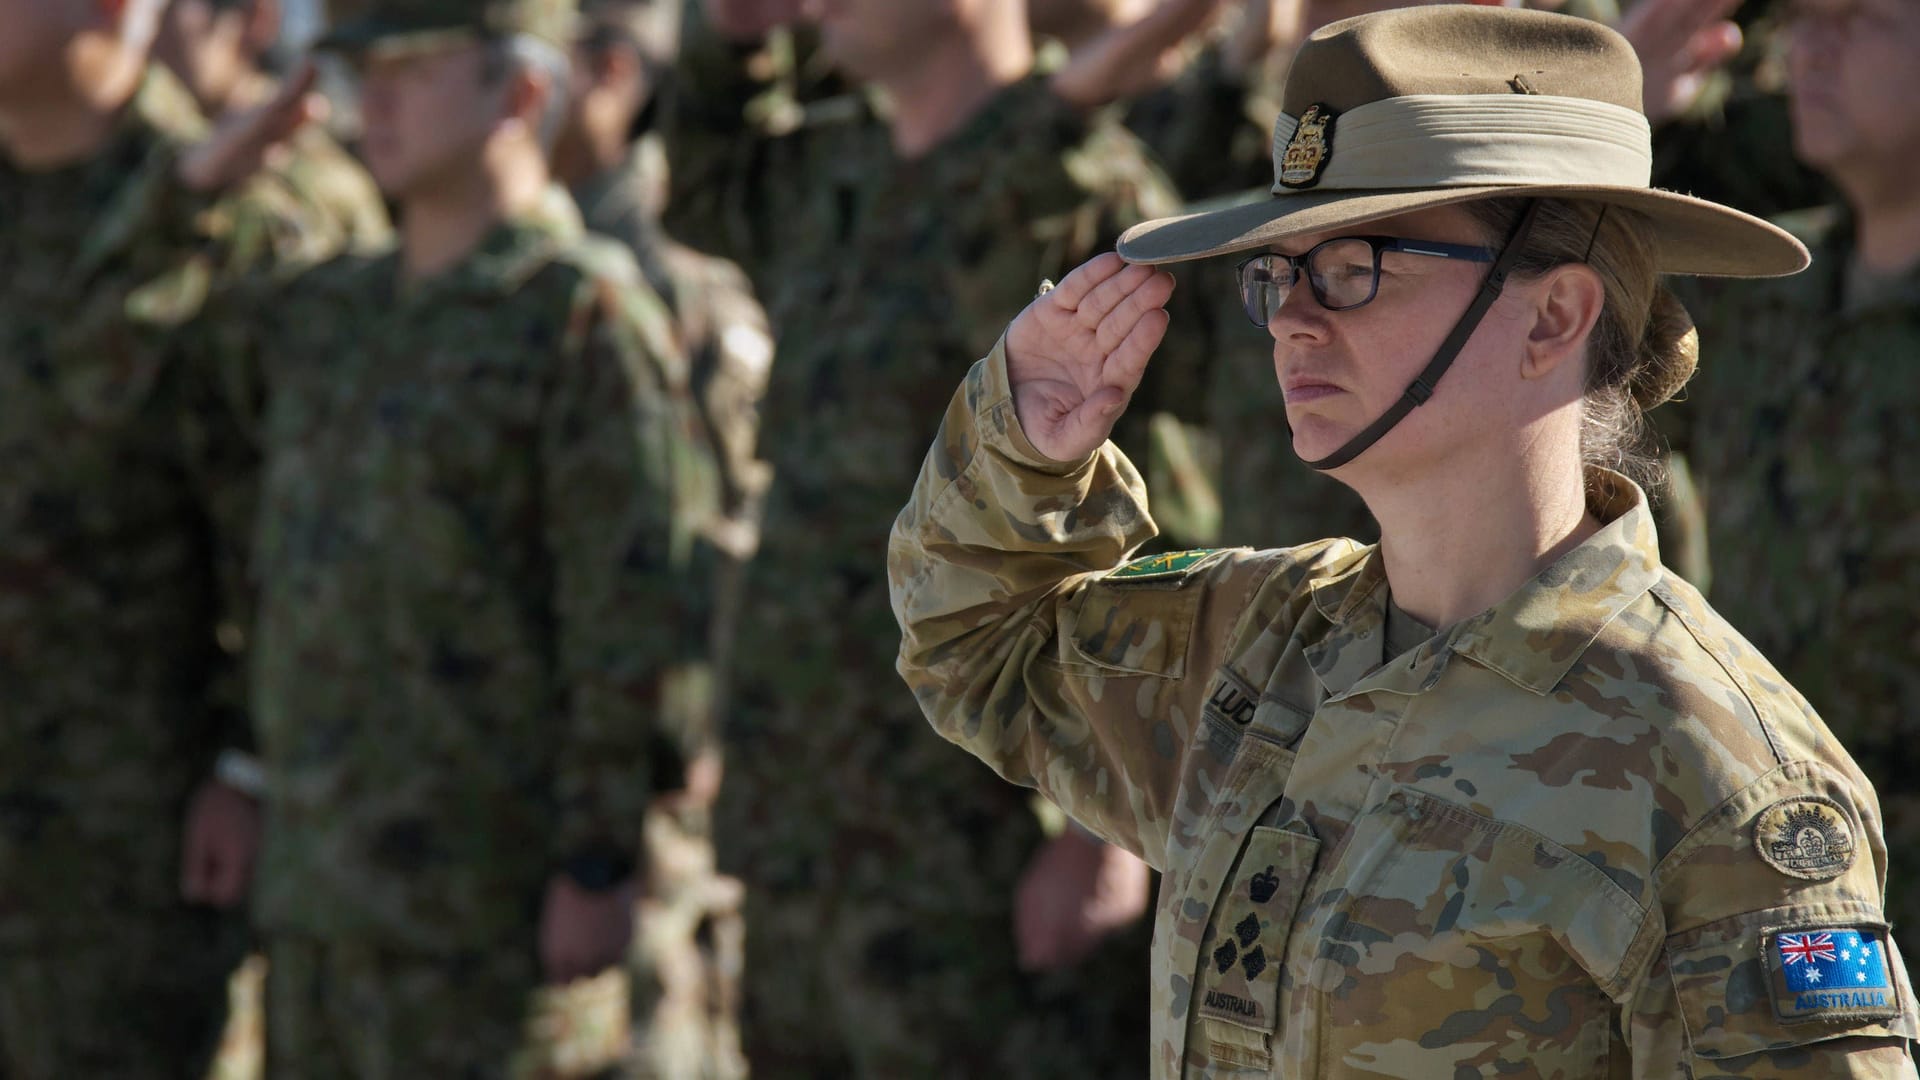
1769, 927, 1900, 1022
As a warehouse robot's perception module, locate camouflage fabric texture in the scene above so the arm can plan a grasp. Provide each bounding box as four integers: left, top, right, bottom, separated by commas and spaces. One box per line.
0, 67, 345, 1078
1669, 209, 1920, 979
889, 342, 1920, 1077
203, 198, 718, 1069
573, 141, 764, 1080
275, 121, 392, 256
662, 53, 1193, 1075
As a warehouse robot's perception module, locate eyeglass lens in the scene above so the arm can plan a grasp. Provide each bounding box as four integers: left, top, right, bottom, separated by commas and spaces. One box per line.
1239, 238, 1381, 325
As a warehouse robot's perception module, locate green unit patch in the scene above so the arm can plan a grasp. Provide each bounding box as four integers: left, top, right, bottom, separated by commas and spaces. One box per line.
1107, 549, 1226, 583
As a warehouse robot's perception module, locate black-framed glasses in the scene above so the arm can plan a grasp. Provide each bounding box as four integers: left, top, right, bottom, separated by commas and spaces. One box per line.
1235, 236, 1495, 326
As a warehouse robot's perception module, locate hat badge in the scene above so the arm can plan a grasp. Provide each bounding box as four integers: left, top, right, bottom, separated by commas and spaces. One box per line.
1279, 104, 1336, 189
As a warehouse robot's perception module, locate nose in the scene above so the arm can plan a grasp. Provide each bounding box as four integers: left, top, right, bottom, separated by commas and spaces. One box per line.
1265, 277, 1333, 347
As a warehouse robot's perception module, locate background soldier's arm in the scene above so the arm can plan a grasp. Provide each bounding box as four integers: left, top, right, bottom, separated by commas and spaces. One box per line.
544, 278, 721, 877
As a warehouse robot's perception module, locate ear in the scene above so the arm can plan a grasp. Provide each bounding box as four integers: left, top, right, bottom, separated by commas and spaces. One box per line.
500, 62, 550, 136
593, 39, 642, 89
246, 0, 283, 53
1520, 263, 1605, 382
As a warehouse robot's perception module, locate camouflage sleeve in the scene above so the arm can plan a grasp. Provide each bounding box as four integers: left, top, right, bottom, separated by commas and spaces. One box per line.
169, 280, 274, 759
168, 179, 343, 764
1623, 765, 1920, 1074
543, 275, 720, 864
889, 340, 1287, 870
657, 5, 770, 261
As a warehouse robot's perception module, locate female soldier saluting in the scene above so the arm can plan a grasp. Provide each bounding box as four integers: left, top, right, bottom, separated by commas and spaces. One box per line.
888, 5, 1919, 1076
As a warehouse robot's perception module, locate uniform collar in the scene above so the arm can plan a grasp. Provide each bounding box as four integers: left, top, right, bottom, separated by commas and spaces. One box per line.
1304, 469, 1663, 699
400, 186, 584, 302
1449, 470, 1663, 695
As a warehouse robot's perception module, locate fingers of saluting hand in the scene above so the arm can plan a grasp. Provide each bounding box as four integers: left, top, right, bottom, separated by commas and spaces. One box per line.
1042, 251, 1132, 311
1091, 268, 1176, 357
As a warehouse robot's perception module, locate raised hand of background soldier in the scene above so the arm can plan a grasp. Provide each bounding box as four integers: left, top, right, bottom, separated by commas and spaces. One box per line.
701, 0, 805, 40
1618, 0, 1744, 125
1005, 252, 1178, 461
179, 779, 261, 908
540, 874, 641, 984
1014, 828, 1153, 972
176, 60, 326, 192
1051, 0, 1229, 109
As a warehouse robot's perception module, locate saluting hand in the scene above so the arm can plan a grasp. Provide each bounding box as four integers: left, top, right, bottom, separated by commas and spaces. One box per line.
1005, 253, 1177, 463
1052, 0, 1229, 109
176, 63, 326, 193
1618, 0, 1744, 126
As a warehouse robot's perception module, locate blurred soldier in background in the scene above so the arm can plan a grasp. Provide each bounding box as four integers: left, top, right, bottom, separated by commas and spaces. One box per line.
179, 0, 722, 1074
552, 1, 769, 1074
154, 0, 392, 249
1671, 0, 1920, 965
0, 0, 341, 1075
654, 0, 1253, 1072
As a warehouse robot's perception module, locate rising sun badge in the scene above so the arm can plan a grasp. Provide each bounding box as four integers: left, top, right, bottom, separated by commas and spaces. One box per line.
1755, 797, 1857, 880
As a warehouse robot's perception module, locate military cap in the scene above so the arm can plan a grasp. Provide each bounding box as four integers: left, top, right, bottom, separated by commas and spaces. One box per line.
1118, 5, 1808, 278
318, 0, 578, 55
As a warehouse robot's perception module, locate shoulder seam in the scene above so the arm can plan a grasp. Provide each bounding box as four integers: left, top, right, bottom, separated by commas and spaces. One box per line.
1648, 576, 1788, 765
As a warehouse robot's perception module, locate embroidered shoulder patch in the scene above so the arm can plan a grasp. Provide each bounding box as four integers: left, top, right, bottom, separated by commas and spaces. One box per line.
1755, 796, 1857, 880
1764, 926, 1900, 1023
1106, 549, 1226, 583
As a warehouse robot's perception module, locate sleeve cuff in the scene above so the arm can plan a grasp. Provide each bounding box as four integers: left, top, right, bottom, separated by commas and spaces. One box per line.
979, 336, 1103, 477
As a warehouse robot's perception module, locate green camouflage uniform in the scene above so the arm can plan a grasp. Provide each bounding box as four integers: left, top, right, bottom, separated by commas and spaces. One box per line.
663, 27, 1228, 1071
573, 140, 766, 1080
0, 67, 342, 1079
890, 342, 1920, 1077
274, 122, 392, 254
222, 195, 719, 1076
1672, 208, 1920, 976
1649, 0, 1833, 222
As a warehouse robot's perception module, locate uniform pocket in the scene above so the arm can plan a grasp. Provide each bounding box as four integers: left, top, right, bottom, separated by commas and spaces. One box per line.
1198, 824, 1321, 1068
1667, 903, 1918, 1062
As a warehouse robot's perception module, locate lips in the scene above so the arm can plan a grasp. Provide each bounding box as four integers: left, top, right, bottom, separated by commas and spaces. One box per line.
1281, 377, 1346, 404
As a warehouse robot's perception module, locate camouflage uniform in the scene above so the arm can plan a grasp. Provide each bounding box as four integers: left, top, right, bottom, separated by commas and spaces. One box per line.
889, 343, 1920, 1076
273, 122, 392, 254
0, 67, 340, 1078
223, 195, 719, 1076
663, 29, 1228, 1071
1672, 208, 1920, 978
572, 141, 766, 1080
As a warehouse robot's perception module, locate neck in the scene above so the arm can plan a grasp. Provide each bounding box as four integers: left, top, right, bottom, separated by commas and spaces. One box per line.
1361, 436, 1598, 630
400, 152, 548, 282
1839, 166, 1920, 275
552, 115, 630, 187
878, 31, 1029, 160
0, 68, 137, 170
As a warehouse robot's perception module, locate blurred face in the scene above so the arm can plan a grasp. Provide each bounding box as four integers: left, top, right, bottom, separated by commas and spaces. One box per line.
802, 0, 955, 82
1262, 205, 1563, 476
1785, 0, 1920, 179
153, 0, 252, 113
0, 0, 86, 94
356, 40, 507, 199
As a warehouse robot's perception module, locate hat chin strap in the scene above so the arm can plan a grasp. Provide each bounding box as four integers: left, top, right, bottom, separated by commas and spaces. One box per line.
1303, 199, 1543, 472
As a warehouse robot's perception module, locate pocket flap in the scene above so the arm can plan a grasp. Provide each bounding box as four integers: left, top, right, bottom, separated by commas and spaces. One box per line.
1666, 904, 1916, 1061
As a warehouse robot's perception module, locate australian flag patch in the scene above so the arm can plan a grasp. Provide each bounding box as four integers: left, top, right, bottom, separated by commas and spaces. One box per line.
1767, 927, 1900, 1022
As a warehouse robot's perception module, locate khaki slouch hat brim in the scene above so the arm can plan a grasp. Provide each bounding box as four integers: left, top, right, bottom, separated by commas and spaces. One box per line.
1116, 6, 1809, 278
